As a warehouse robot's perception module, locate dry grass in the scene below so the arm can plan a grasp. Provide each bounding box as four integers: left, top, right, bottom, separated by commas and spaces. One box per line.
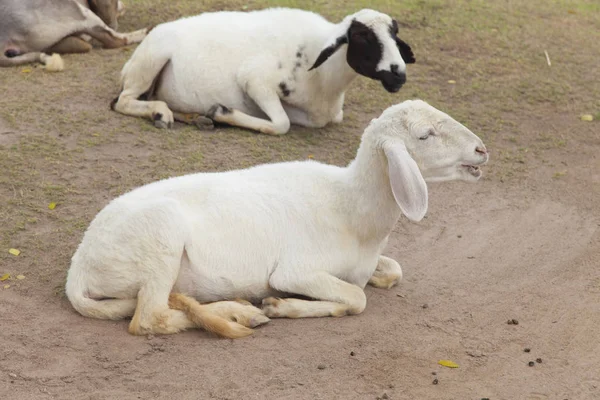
0, 0, 598, 292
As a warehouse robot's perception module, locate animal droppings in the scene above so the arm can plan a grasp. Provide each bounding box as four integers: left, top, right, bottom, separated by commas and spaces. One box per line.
350, 351, 355, 356
524, 348, 531, 353
536, 358, 542, 363
317, 364, 326, 370
528, 361, 535, 367
432, 378, 439, 385
507, 319, 518, 325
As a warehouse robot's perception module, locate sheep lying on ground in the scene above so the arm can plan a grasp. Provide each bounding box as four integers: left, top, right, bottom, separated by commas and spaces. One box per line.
0, 0, 149, 70
66, 99, 489, 338
111, 7, 416, 134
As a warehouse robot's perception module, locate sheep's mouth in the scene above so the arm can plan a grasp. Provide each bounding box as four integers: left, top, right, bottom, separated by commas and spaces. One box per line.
462, 164, 482, 177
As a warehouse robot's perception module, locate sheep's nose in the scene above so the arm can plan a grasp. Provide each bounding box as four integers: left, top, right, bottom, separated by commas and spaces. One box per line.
475, 146, 488, 155
390, 64, 406, 82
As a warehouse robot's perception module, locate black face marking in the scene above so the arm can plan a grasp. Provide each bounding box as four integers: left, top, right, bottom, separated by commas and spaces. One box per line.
296, 51, 302, 58
346, 20, 381, 74
152, 112, 163, 121
279, 82, 291, 97
308, 35, 348, 70
389, 19, 415, 64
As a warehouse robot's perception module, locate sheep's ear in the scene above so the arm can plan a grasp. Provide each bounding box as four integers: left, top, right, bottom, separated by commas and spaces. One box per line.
383, 142, 428, 221
309, 35, 348, 71
395, 37, 416, 64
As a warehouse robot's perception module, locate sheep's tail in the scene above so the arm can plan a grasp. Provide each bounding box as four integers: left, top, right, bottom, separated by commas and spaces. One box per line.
65, 267, 136, 320
168, 293, 254, 339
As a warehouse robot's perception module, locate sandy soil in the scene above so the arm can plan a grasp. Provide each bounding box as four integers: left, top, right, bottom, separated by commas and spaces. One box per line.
1, 1, 599, 399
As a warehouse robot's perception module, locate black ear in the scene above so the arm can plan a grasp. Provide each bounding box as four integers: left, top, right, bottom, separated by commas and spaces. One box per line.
395, 37, 416, 64
308, 35, 348, 71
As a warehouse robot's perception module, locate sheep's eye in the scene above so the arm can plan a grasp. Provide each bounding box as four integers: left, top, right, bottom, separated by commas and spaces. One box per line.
419, 129, 435, 140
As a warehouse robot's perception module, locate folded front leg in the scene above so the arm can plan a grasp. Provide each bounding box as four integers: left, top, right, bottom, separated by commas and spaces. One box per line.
368, 255, 403, 289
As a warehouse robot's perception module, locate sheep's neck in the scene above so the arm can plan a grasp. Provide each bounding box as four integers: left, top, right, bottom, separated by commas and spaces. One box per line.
345, 139, 402, 244
316, 49, 358, 98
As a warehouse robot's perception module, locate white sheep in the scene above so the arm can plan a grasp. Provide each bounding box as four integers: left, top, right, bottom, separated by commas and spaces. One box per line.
65, 99, 489, 338
111, 7, 416, 134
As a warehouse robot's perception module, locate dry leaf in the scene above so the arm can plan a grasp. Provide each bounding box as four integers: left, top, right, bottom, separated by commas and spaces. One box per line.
0, 273, 10, 281
48, 202, 57, 210
308, 155, 314, 159
3, 284, 10, 289
581, 114, 593, 122
438, 360, 459, 368
9, 248, 21, 256
448, 80, 456, 84
21, 68, 32, 73
16, 275, 25, 280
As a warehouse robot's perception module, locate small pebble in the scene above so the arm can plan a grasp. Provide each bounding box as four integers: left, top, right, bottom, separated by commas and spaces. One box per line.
381, 394, 389, 400
317, 364, 326, 370
524, 348, 531, 353
528, 361, 535, 367
512, 319, 519, 325
422, 304, 429, 309
432, 378, 439, 385
350, 351, 355, 356
431, 372, 437, 376
9, 373, 17, 378
481, 398, 490, 400
457, 235, 462, 238
536, 358, 542, 363
388, 384, 394, 389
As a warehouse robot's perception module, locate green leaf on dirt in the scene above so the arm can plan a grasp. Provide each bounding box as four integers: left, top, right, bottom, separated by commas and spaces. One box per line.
48, 202, 57, 210
580, 114, 593, 121
0, 273, 10, 281
8, 248, 21, 256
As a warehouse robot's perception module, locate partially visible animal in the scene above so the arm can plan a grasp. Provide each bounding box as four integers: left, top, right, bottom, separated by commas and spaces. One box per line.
111, 8, 416, 134
0, 0, 149, 70
65, 99, 489, 338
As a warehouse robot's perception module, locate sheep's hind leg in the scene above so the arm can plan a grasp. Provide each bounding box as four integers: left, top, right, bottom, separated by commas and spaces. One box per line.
169, 294, 269, 331
368, 256, 403, 289
262, 271, 367, 318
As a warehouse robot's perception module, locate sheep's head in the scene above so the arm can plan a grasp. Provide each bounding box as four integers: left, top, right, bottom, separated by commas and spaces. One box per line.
365, 100, 488, 221
88, 0, 120, 30
309, 9, 415, 93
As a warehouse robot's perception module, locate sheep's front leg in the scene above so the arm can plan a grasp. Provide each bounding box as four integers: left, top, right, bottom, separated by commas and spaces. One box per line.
262, 271, 366, 318
368, 255, 403, 289
207, 82, 290, 135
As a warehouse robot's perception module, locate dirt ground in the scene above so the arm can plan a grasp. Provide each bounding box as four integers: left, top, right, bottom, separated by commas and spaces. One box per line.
1, 0, 599, 399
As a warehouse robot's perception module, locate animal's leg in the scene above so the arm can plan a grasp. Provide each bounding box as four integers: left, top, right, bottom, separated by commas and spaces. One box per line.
173, 112, 215, 130
47, 36, 92, 54
262, 271, 367, 318
112, 47, 174, 128
368, 255, 403, 289
207, 82, 291, 135
72, 4, 149, 49
0, 52, 44, 67
169, 295, 269, 330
